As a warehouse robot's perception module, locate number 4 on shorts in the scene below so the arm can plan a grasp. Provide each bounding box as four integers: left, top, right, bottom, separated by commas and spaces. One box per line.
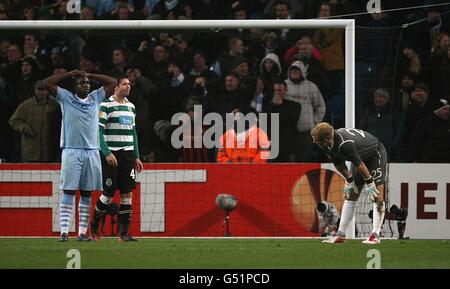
130, 169, 135, 180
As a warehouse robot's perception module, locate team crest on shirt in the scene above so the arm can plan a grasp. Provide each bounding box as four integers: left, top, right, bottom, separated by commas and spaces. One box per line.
99, 111, 106, 118
106, 178, 112, 187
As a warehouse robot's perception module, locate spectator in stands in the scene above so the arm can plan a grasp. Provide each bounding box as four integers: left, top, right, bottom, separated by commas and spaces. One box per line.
190, 75, 219, 114
250, 76, 270, 113
264, 0, 303, 19
407, 98, 450, 163
268, 1, 302, 44
284, 35, 330, 102
145, 44, 170, 84
211, 36, 246, 78
126, 65, 159, 158
8, 80, 61, 163
49, 46, 72, 74
259, 31, 282, 60
2, 43, 23, 91
268, 80, 301, 162
149, 0, 192, 20
159, 60, 194, 120
231, 56, 256, 94
402, 82, 436, 160
402, 42, 423, 76
438, 44, 450, 99
107, 46, 128, 78
285, 60, 326, 162
81, 5, 97, 20
358, 88, 404, 162
408, 7, 450, 62
21, 5, 37, 20
355, 9, 392, 116
427, 32, 449, 97
151, 119, 181, 162
0, 37, 11, 65
190, 0, 228, 19
431, 32, 450, 54
258, 53, 282, 102
170, 32, 195, 71
39, 0, 79, 20
97, 0, 135, 17
217, 71, 251, 119
79, 50, 103, 75
0, 2, 9, 20
23, 33, 41, 58
396, 71, 419, 112
189, 50, 219, 83
16, 56, 40, 105
178, 99, 216, 162
313, 1, 345, 127
102, 2, 136, 20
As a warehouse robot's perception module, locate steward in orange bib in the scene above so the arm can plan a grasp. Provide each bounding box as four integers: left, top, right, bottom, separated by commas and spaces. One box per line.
217, 111, 271, 163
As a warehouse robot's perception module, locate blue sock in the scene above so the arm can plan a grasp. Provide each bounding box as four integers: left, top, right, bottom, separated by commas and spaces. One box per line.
60, 193, 75, 234
78, 196, 91, 235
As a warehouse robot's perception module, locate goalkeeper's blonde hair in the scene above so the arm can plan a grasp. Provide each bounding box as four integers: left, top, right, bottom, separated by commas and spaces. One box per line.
311, 122, 334, 142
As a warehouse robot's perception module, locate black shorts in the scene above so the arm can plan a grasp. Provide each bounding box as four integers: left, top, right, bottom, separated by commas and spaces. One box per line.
351, 143, 387, 187
101, 150, 136, 196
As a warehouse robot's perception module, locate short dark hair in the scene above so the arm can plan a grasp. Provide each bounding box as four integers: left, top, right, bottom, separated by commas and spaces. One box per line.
275, 0, 291, 10
113, 46, 129, 59
319, 1, 336, 16
226, 71, 241, 82
273, 79, 287, 88
116, 76, 129, 86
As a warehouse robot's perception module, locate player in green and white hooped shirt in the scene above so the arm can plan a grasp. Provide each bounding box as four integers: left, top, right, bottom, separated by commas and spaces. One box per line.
91, 77, 144, 241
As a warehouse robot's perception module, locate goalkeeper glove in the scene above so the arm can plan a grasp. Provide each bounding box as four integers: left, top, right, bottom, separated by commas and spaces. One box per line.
365, 177, 380, 202
343, 176, 358, 199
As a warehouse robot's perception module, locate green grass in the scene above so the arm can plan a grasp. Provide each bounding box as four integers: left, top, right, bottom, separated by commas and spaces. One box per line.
0, 238, 449, 269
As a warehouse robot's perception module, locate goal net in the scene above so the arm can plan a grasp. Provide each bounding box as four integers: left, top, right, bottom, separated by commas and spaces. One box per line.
0, 19, 396, 238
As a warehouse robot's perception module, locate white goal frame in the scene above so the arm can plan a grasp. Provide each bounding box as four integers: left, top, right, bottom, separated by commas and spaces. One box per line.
0, 19, 355, 127
0, 19, 357, 238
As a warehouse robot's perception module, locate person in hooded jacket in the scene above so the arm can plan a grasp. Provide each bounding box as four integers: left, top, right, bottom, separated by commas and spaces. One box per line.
285, 60, 326, 162
258, 53, 283, 103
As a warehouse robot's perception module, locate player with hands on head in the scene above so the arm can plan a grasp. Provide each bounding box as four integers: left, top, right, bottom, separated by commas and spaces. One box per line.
44, 69, 117, 242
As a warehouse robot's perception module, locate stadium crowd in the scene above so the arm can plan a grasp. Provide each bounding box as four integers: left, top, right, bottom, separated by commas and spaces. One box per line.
0, 0, 449, 163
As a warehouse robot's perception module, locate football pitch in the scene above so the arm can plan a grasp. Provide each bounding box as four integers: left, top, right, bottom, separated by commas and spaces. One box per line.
0, 238, 449, 269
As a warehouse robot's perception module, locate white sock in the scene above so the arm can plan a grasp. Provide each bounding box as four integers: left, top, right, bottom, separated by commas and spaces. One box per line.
372, 201, 385, 236
78, 196, 91, 235
60, 193, 75, 234
337, 200, 357, 237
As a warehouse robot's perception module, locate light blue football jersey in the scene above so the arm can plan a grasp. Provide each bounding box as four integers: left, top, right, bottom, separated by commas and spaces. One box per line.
56, 86, 106, 149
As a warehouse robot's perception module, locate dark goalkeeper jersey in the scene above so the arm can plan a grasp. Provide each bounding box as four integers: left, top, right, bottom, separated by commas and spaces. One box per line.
322, 128, 380, 167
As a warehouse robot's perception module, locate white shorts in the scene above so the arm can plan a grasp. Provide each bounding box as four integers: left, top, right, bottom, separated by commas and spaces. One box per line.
60, 148, 103, 191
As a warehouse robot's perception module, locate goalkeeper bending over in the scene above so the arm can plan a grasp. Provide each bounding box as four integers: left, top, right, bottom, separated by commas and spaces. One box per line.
90, 77, 143, 242
311, 122, 387, 244
44, 70, 117, 242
